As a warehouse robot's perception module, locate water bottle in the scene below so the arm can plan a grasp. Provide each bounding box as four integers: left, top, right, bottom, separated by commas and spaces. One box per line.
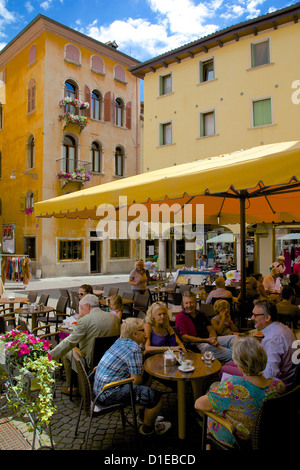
179, 348, 183, 364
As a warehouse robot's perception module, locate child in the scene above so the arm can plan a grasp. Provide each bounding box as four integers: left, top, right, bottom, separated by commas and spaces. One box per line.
109, 294, 123, 322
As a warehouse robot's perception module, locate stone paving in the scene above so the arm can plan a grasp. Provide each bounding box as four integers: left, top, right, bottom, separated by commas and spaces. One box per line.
0, 370, 205, 454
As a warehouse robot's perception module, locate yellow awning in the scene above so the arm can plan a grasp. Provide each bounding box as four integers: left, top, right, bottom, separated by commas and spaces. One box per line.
35, 141, 300, 224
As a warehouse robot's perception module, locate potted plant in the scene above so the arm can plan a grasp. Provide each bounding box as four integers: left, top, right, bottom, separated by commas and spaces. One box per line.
56, 167, 92, 183
0, 330, 60, 429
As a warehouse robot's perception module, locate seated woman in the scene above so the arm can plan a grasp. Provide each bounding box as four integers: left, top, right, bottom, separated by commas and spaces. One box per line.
109, 294, 123, 322
195, 336, 285, 449
237, 276, 259, 302
144, 302, 186, 354
211, 299, 238, 336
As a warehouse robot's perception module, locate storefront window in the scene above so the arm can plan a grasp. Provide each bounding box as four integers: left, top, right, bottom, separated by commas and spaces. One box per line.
274, 226, 300, 276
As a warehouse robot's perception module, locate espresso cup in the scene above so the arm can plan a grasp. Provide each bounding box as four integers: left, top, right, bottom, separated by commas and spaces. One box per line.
181, 359, 193, 369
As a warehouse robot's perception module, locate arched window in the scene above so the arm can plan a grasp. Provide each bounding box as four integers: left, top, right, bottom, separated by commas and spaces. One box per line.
65, 44, 81, 65
27, 135, 35, 169
27, 78, 36, 113
25, 191, 34, 210
91, 55, 105, 74
91, 90, 102, 120
115, 98, 124, 127
91, 141, 102, 173
114, 65, 126, 83
64, 80, 78, 114
115, 146, 124, 176
63, 135, 77, 173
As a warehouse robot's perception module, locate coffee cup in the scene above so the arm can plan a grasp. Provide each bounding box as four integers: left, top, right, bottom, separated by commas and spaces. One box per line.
181, 359, 193, 370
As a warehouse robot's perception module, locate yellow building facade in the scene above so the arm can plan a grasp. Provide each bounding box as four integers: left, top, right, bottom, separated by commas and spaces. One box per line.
130, 4, 300, 275
0, 15, 141, 278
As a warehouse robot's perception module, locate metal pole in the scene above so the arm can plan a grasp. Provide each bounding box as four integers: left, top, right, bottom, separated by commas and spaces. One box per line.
240, 193, 246, 306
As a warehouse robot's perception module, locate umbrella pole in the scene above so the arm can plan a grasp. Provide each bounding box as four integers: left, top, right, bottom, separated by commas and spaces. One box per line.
240, 193, 246, 314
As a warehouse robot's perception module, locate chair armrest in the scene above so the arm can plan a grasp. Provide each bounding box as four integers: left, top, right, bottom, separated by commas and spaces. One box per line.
32, 324, 52, 335
39, 331, 60, 340
199, 409, 235, 434
102, 377, 134, 393
1, 312, 16, 318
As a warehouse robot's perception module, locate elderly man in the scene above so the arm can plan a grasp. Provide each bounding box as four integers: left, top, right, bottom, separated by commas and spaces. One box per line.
50, 294, 120, 395
206, 276, 233, 304
263, 267, 282, 294
221, 299, 297, 388
175, 291, 234, 362
93, 317, 171, 436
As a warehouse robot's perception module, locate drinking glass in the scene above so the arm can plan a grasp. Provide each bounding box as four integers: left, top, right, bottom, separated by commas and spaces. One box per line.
203, 350, 214, 366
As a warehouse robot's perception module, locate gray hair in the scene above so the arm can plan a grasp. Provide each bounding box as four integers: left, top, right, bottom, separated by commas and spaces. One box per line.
120, 317, 144, 339
232, 336, 267, 375
79, 294, 100, 309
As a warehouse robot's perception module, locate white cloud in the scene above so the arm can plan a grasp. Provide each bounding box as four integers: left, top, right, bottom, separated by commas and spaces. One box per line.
25, 2, 34, 13
83, 0, 223, 60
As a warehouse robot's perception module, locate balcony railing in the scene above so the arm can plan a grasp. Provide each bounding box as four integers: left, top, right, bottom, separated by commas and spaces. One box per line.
59, 98, 90, 133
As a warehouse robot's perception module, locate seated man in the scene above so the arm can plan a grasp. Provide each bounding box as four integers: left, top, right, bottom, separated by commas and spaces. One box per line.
221, 299, 297, 388
276, 285, 300, 329
206, 277, 233, 304
175, 291, 234, 363
50, 294, 120, 395
93, 317, 171, 436
263, 267, 282, 295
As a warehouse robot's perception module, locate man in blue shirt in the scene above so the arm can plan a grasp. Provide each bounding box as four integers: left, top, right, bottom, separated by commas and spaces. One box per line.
93, 317, 171, 436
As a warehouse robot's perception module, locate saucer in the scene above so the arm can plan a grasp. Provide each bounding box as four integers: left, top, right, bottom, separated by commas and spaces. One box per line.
178, 365, 194, 372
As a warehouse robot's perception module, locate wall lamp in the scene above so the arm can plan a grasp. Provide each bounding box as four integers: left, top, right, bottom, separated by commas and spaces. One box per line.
10, 170, 38, 180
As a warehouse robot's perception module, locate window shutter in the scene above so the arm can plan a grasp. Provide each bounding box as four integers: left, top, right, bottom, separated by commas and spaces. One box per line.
65, 44, 80, 64
29, 45, 36, 65
91, 55, 104, 74
33, 190, 38, 203
104, 91, 111, 122
126, 101, 131, 129
114, 65, 126, 82
27, 88, 31, 113
85, 85, 91, 118
20, 195, 26, 211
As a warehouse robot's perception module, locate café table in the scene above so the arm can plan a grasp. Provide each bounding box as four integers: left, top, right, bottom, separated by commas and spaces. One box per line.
144, 351, 221, 439
0, 296, 29, 309
148, 286, 175, 303
14, 305, 54, 330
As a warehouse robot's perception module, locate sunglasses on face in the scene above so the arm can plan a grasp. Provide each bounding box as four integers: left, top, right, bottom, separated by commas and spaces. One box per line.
78, 292, 85, 296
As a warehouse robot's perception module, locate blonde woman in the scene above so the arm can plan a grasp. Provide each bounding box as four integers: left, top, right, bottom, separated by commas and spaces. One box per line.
129, 259, 148, 295
109, 294, 123, 322
144, 302, 186, 354
211, 299, 238, 336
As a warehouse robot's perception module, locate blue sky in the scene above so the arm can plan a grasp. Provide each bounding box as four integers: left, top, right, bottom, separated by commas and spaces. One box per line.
0, 0, 294, 61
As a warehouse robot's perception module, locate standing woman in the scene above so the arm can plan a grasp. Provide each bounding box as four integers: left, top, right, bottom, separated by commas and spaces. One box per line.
129, 259, 148, 295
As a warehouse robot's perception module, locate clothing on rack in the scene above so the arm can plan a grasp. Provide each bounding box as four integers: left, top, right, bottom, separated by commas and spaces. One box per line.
1, 256, 31, 284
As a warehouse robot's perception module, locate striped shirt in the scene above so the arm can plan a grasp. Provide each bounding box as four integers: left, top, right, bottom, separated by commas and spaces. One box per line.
93, 338, 143, 400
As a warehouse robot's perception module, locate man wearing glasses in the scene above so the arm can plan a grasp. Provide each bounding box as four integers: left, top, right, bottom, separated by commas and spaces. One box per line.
221, 300, 297, 388
93, 317, 171, 436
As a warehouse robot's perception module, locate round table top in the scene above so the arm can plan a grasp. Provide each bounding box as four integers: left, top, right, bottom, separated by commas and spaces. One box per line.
0, 297, 29, 304
144, 351, 221, 382
14, 305, 54, 314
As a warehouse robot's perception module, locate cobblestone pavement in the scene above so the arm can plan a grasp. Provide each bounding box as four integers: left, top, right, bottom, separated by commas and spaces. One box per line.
0, 371, 204, 455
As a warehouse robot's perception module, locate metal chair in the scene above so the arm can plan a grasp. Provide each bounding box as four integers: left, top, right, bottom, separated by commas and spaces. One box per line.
27, 290, 38, 303
38, 295, 68, 332
132, 292, 149, 317
72, 348, 138, 450
200, 385, 300, 451
90, 335, 119, 370
38, 293, 49, 306
121, 292, 134, 318
93, 284, 104, 291
107, 287, 119, 297
0, 313, 17, 333
177, 284, 191, 294
69, 291, 79, 314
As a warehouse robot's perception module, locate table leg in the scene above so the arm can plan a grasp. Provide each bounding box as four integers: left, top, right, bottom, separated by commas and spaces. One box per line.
31, 312, 37, 330
177, 380, 186, 439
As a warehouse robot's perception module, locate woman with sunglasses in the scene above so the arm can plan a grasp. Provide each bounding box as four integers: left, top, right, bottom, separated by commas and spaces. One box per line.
78, 284, 94, 298
144, 302, 186, 354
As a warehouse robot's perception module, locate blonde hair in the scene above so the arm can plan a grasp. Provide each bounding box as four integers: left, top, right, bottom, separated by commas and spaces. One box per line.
215, 277, 225, 288
145, 302, 170, 326
109, 294, 123, 312
120, 317, 144, 339
135, 259, 145, 268
232, 336, 267, 375
213, 299, 230, 315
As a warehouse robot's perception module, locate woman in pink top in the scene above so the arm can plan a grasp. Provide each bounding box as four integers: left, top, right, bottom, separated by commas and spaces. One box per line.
293, 257, 300, 275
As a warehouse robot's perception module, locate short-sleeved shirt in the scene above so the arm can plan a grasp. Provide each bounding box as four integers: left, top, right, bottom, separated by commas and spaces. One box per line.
93, 338, 143, 401
175, 309, 211, 339
207, 376, 285, 448
129, 268, 148, 292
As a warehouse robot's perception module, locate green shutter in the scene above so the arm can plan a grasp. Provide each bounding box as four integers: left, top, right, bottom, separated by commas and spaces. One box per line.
253, 99, 271, 126
200, 113, 204, 137
199, 62, 204, 83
